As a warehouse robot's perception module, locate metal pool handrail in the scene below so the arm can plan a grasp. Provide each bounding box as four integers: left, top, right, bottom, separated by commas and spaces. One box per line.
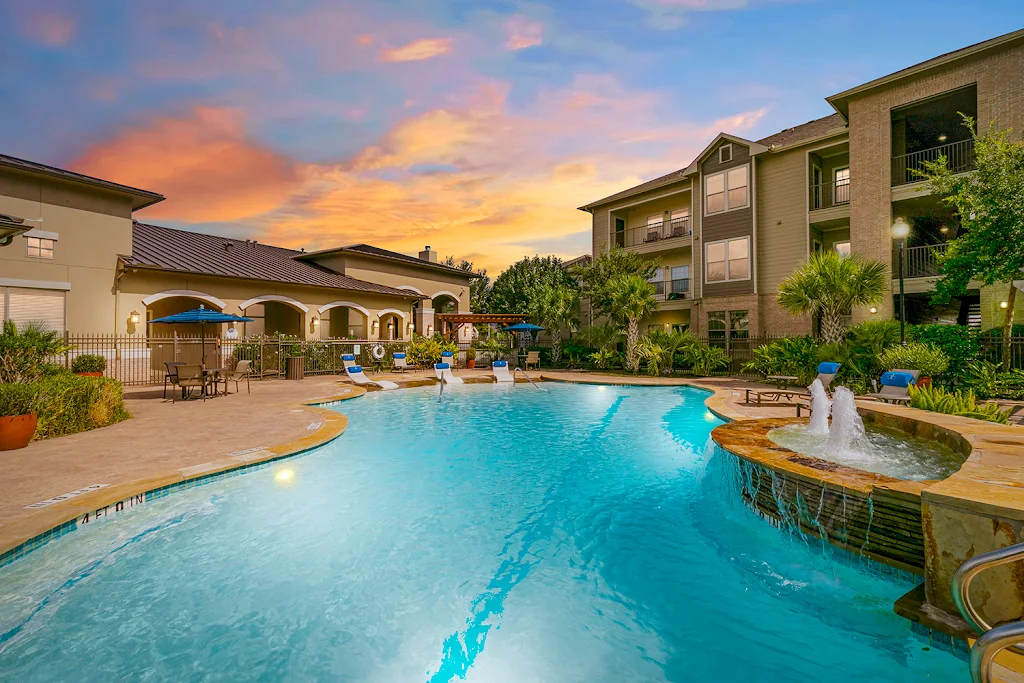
513, 367, 542, 389
952, 541, 1024, 680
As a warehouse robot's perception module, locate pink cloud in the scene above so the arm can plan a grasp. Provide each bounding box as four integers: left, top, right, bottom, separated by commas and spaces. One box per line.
504, 16, 543, 51
355, 34, 375, 46
379, 38, 453, 63
22, 11, 76, 46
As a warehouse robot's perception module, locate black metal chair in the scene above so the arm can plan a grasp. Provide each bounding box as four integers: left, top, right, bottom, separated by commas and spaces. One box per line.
163, 361, 186, 399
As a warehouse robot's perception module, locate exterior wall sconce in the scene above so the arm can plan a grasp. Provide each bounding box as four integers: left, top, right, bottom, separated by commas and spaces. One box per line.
1001, 301, 1009, 309
311, 316, 319, 327
869, 307, 878, 315
427, 325, 433, 336
129, 310, 141, 324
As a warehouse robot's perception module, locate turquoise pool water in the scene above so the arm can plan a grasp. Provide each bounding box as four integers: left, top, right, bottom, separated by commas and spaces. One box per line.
0, 383, 967, 682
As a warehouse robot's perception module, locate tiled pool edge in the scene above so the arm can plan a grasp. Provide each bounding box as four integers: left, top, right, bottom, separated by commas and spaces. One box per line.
0, 387, 367, 569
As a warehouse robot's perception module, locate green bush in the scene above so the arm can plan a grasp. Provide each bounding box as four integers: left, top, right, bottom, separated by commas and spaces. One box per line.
406, 335, 444, 367
909, 384, 1010, 424
815, 320, 901, 385
71, 354, 107, 373
0, 320, 68, 384
34, 374, 130, 439
908, 324, 980, 387
964, 360, 1024, 400
588, 348, 621, 370
743, 336, 820, 385
684, 343, 729, 376
0, 383, 40, 417
876, 342, 949, 378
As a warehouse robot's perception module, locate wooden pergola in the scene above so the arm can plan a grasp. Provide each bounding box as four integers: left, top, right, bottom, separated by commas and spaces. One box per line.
435, 313, 526, 340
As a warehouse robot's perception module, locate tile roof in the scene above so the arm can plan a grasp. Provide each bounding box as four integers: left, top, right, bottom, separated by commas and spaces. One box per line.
0, 153, 164, 210
125, 222, 419, 298
755, 113, 847, 148
297, 243, 477, 277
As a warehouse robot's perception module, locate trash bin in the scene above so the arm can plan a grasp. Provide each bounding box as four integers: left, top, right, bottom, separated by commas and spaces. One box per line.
286, 355, 305, 380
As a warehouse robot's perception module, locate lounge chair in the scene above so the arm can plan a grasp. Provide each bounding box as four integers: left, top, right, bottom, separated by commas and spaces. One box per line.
524, 350, 540, 371
393, 352, 410, 373
342, 354, 358, 371
174, 364, 210, 402
217, 359, 251, 395
163, 361, 186, 399
441, 350, 456, 370
345, 365, 398, 390
434, 362, 464, 385
745, 362, 840, 405
864, 369, 920, 404
492, 360, 513, 383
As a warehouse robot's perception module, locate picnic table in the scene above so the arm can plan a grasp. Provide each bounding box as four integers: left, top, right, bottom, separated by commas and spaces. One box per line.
766, 375, 799, 389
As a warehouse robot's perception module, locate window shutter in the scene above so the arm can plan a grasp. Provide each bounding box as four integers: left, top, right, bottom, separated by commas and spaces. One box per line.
7, 288, 65, 332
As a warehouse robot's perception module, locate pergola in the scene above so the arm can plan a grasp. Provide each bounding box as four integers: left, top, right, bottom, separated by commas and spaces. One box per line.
435, 313, 526, 340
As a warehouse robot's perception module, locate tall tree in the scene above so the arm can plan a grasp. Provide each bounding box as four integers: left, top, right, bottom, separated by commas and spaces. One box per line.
919, 116, 1024, 370
608, 274, 658, 373
777, 251, 886, 344
489, 255, 575, 319
572, 247, 659, 321
537, 284, 580, 364
443, 256, 491, 312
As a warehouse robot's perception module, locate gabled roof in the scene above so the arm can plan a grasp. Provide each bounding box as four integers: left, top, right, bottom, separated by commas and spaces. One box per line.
296, 243, 477, 278
827, 27, 1024, 119
0, 153, 165, 211
124, 222, 420, 298
756, 113, 847, 149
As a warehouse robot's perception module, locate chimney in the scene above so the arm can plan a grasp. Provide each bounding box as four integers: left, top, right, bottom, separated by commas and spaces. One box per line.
418, 245, 438, 263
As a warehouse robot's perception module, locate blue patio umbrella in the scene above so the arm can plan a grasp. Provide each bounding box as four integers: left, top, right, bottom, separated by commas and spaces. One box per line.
500, 323, 544, 332
149, 305, 253, 365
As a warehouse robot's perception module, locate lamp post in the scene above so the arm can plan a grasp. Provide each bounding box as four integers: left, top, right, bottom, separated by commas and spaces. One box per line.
891, 217, 911, 346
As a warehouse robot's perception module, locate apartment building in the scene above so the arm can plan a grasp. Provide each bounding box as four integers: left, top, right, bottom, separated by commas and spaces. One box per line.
580, 28, 1024, 339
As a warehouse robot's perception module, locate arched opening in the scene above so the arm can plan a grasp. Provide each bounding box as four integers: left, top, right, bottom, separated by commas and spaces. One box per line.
431, 293, 459, 314
327, 306, 368, 339
239, 296, 308, 338
145, 295, 225, 370
379, 312, 403, 340
146, 295, 225, 338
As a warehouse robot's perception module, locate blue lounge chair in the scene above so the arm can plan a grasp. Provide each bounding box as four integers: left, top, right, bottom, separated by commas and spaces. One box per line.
745, 362, 841, 405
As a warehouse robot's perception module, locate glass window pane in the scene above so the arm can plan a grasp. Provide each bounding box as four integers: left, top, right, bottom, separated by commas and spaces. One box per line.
727, 166, 748, 189
706, 173, 724, 194
648, 269, 664, 282
671, 209, 689, 220
834, 241, 851, 258
706, 261, 725, 281
729, 311, 749, 339
835, 168, 850, 183
728, 256, 749, 280
706, 192, 724, 213
728, 238, 748, 256
707, 242, 726, 263
647, 214, 662, 227
708, 311, 727, 341
670, 266, 689, 280
727, 186, 747, 208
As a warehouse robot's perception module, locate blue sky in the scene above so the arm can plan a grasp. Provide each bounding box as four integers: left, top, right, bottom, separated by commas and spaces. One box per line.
2, 0, 1022, 270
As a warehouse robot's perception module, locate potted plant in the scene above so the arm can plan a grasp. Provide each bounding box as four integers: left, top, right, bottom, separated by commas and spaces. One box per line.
877, 342, 949, 388
0, 383, 40, 450
71, 354, 106, 377
466, 346, 477, 369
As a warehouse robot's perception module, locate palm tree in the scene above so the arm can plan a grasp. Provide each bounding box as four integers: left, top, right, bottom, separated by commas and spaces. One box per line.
538, 284, 579, 364
777, 251, 886, 344
646, 328, 696, 374
609, 275, 658, 373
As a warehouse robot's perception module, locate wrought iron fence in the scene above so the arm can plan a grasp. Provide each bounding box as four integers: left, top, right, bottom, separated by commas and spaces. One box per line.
617, 217, 692, 248
979, 336, 1024, 370
809, 178, 851, 210
892, 138, 975, 186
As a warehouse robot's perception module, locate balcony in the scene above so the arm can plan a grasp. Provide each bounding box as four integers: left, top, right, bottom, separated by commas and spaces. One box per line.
893, 242, 948, 278
616, 217, 692, 249
652, 278, 690, 301
892, 139, 975, 187
809, 178, 851, 226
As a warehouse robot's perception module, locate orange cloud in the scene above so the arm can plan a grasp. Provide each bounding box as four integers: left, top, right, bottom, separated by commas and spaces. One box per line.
71, 107, 301, 222
22, 11, 76, 46
504, 17, 543, 50
379, 38, 452, 62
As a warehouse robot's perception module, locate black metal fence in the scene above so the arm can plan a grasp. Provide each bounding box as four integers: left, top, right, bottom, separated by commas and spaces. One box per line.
979, 335, 1024, 370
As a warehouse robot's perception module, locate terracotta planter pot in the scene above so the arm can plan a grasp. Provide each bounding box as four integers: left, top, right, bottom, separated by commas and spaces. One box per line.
916, 376, 932, 388
0, 413, 38, 451
467, 359, 476, 369
75, 372, 103, 378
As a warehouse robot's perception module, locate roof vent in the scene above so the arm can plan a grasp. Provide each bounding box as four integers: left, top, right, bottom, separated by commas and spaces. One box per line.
224, 242, 233, 252
419, 245, 438, 263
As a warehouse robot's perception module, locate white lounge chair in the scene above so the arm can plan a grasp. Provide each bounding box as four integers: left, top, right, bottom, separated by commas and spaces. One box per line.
434, 362, 463, 385
342, 354, 358, 370
492, 360, 513, 383
440, 350, 457, 370
393, 352, 410, 373
346, 365, 398, 390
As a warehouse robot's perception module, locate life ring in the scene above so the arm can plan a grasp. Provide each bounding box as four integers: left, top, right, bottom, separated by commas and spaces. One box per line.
371, 343, 386, 360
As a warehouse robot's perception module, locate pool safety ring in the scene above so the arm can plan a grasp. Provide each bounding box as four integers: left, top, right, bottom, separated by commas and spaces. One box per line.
371, 343, 386, 360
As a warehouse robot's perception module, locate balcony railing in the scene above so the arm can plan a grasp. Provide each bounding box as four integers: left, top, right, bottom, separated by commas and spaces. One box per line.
809, 178, 851, 210
893, 242, 948, 278
652, 278, 690, 301
616, 217, 692, 248
892, 139, 975, 187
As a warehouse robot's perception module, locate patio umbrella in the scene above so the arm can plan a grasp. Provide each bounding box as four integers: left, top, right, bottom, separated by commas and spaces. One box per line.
501, 322, 545, 352
149, 305, 253, 366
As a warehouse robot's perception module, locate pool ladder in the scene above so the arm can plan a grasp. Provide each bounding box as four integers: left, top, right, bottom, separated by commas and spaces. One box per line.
514, 367, 542, 389
952, 541, 1024, 682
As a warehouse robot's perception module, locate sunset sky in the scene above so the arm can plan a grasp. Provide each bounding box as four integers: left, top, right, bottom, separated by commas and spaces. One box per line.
4, 0, 1024, 273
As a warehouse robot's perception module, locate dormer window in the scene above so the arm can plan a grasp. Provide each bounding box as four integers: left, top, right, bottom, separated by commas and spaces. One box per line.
719, 144, 733, 163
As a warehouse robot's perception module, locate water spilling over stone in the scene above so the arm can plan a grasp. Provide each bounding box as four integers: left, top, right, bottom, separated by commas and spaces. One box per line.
825, 386, 868, 455
806, 378, 831, 436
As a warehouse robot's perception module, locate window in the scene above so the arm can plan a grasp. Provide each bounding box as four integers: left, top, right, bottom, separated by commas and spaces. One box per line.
705, 237, 750, 283
671, 323, 689, 334
719, 144, 732, 163
812, 239, 823, 254
705, 165, 749, 214
669, 208, 690, 236
670, 266, 690, 297
648, 268, 664, 297
729, 311, 749, 339
5, 287, 65, 332
707, 312, 727, 343
614, 217, 625, 247
834, 241, 852, 258
811, 165, 823, 209
26, 236, 54, 259
834, 167, 850, 205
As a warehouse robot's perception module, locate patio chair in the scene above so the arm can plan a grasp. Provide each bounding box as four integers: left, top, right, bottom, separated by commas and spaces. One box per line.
163, 361, 186, 399
342, 354, 358, 371
744, 362, 840, 406
218, 359, 252, 395
345, 365, 398, 390
524, 351, 541, 371
434, 362, 464, 385
174, 364, 210, 402
393, 352, 410, 373
492, 360, 513, 383
864, 369, 920, 404
441, 350, 456, 370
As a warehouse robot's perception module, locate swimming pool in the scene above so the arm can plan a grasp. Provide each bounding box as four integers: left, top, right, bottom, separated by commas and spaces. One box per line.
0, 383, 967, 681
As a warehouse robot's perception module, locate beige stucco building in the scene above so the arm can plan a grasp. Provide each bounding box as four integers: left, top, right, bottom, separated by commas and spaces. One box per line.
0, 154, 473, 342
581, 28, 1024, 339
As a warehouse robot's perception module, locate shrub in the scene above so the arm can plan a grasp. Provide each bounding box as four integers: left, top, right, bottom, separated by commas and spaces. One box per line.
908, 324, 980, 387
562, 343, 593, 369
0, 383, 41, 417
588, 348, 621, 370
876, 342, 949, 378
816, 320, 901, 384
465, 346, 477, 362
964, 360, 1024, 400
636, 336, 668, 376
909, 384, 1011, 424
0, 320, 68, 384
743, 336, 820, 385
35, 374, 130, 439
406, 335, 447, 367
684, 343, 729, 376
71, 354, 107, 373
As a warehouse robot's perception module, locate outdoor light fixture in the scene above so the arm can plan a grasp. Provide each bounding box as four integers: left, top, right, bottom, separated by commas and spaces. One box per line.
938, 134, 948, 142
890, 218, 911, 346
940, 225, 949, 234
1001, 301, 1009, 309
427, 325, 433, 336
311, 316, 319, 327
129, 310, 140, 324
869, 307, 878, 315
